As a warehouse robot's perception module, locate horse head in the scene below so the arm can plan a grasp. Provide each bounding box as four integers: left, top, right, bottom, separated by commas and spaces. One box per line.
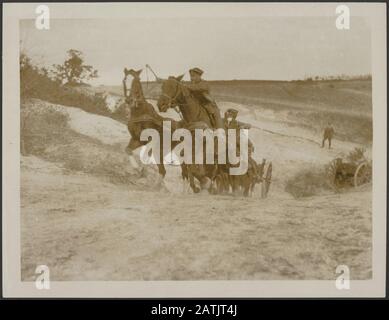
124, 68, 143, 78
157, 74, 184, 112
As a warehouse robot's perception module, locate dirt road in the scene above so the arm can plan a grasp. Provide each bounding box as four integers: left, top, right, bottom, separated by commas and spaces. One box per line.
21, 155, 371, 281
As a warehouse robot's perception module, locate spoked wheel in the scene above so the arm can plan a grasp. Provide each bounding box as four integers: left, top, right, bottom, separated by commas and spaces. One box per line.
354, 161, 372, 187
261, 162, 272, 198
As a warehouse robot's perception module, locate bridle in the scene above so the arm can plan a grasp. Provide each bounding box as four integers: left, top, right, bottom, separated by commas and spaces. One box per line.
159, 79, 187, 120
160, 78, 182, 109
143, 65, 183, 109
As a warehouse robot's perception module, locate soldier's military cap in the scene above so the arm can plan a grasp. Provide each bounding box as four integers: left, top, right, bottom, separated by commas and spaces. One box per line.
189, 67, 204, 76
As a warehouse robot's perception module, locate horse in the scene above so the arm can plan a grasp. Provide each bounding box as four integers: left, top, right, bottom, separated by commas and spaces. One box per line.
156, 74, 269, 197
123, 70, 182, 187
157, 75, 213, 128
157, 75, 220, 193
229, 158, 266, 197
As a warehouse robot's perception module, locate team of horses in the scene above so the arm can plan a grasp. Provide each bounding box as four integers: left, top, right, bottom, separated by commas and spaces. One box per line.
123, 71, 272, 197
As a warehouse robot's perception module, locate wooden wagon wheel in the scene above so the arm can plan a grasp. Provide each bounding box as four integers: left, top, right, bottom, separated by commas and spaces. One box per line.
261, 162, 272, 198
353, 161, 372, 187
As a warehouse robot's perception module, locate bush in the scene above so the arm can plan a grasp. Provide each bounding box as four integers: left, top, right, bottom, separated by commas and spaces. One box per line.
345, 147, 367, 163
285, 166, 330, 198
111, 101, 129, 124
20, 53, 111, 116
20, 105, 70, 156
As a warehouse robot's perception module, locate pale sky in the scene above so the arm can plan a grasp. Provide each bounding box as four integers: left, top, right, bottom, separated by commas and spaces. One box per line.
20, 17, 371, 85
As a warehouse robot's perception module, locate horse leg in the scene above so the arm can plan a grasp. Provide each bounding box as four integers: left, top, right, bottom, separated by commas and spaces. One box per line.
232, 176, 241, 196
249, 180, 256, 197
230, 176, 236, 195
157, 163, 166, 177
126, 138, 143, 170
200, 176, 211, 193
181, 164, 190, 193
150, 163, 167, 190
197, 165, 211, 192
209, 165, 219, 194
243, 175, 250, 197
188, 167, 200, 193
223, 172, 230, 194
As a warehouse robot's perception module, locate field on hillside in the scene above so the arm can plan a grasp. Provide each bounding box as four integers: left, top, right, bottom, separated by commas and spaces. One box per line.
103, 79, 372, 144
21, 79, 372, 281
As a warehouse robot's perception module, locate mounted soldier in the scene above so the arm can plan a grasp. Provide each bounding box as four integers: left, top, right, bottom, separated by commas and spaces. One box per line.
157, 72, 273, 197
183, 67, 224, 129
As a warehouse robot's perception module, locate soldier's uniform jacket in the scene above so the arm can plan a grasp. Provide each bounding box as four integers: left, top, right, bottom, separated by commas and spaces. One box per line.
323, 126, 334, 138
185, 80, 215, 111
185, 67, 224, 128
226, 119, 239, 129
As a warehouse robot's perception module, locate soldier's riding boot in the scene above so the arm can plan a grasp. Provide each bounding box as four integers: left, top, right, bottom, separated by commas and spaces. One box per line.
213, 109, 224, 129
204, 103, 224, 129
208, 102, 223, 129
209, 114, 217, 129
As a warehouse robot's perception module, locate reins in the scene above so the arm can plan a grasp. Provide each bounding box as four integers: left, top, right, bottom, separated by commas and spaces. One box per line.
160, 79, 187, 121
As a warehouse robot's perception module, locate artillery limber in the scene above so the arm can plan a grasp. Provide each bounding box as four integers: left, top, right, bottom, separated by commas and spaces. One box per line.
326, 155, 372, 190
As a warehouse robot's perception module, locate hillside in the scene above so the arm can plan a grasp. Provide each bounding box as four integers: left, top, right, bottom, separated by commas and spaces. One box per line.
21, 87, 372, 280
103, 79, 372, 144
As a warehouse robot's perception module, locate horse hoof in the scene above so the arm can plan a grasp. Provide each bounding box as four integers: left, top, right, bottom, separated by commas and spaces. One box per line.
201, 177, 212, 190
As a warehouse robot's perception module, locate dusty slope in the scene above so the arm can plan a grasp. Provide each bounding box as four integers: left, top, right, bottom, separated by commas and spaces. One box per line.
21, 156, 371, 281
21, 95, 372, 281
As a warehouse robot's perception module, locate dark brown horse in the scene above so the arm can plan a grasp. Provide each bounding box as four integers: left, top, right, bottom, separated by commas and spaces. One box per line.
157, 75, 220, 193
157, 75, 213, 128
157, 76, 271, 197
123, 70, 182, 185
155, 75, 271, 197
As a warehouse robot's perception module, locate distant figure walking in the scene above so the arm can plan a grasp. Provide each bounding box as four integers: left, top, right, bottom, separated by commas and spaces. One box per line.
322, 122, 335, 149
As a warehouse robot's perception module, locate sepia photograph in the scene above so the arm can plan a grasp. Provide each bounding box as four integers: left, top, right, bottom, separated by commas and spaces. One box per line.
2, 2, 387, 298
